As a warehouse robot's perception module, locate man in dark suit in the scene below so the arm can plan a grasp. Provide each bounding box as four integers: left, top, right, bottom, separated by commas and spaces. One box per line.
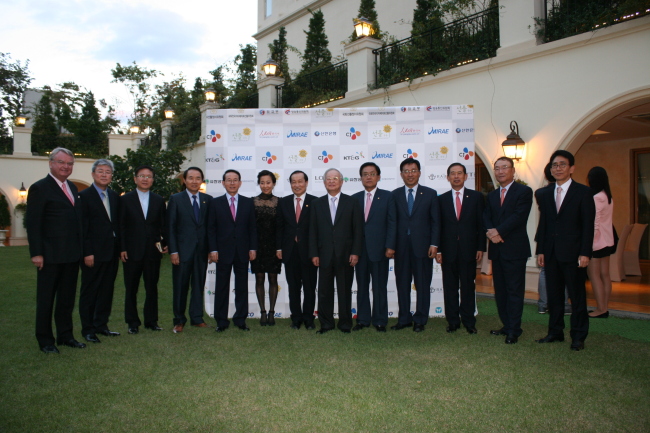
168, 167, 213, 333
207, 169, 257, 332
26, 147, 85, 354
120, 165, 167, 334
435, 163, 485, 335
391, 158, 440, 332
352, 162, 396, 332
309, 168, 364, 334
276, 170, 318, 330
79, 159, 121, 344
535, 150, 595, 351
483, 156, 533, 344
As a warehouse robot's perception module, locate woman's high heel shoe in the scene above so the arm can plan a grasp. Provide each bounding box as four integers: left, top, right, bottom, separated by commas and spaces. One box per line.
268, 310, 276, 326
260, 310, 268, 326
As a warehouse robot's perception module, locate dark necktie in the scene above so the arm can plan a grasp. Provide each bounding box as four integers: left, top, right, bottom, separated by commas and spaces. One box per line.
192, 195, 200, 223
407, 189, 414, 215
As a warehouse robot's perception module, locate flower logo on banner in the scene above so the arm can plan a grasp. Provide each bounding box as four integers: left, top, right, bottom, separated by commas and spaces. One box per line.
206, 130, 221, 143
405, 148, 419, 158
319, 150, 334, 163
264, 151, 278, 165
243, 127, 252, 136
459, 147, 475, 160
347, 127, 361, 141
273, 173, 281, 181
383, 125, 392, 133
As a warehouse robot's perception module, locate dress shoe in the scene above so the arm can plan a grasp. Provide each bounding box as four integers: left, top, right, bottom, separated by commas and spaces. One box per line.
84, 334, 101, 343
352, 324, 367, 331
446, 325, 460, 333
413, 324, 425, 332
128, 327, 139, 334
238, 325, 250, 331
490, 328, 507, 336
570, 340, 585, 351
192, 323, 210, 328
590, 311, 609, 319
267, 311, 276, 326
41, 345, 60, 354
505, 335, 518, 344
305, 323, 316, 330
316, 328, 333, 334
535, 334, 565, 343
145, 324, 163, 331
375, 325, 386, 332
97, 329, 120, 337
290, 323, 301, 330
391, 322, 412, 331
215, 326, 228, 332
341, 329, 351, 334
260, 310, 268, 326
59, 339, 86, 349
465, 326, 478, 335
173, 324, 184, 333
537, 306, 548, 314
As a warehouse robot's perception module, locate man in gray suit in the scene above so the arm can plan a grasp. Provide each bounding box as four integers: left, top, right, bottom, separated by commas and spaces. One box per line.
167, 167, 213, 333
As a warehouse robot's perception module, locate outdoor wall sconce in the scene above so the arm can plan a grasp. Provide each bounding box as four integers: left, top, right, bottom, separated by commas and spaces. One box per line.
164, 107, 174, 119
501, 121, 526, 161
204, 88, 217, 103
19, 183, 27, 202
354, 17, 374, 38
15, 115, 27, 127
262, 59, 279, 77
129, 125, 141, 134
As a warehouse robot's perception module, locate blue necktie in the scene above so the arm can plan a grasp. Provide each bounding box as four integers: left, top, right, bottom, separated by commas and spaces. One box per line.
192, 195, 200, 223
407, 189, 414, 216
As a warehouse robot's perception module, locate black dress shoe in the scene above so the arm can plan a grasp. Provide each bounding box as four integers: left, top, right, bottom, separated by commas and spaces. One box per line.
505, 335, 518, 344
290, 323, 301, 330
215, 326, 228, 332
305, 323, 316, 330
145, 324, 163, 331
375, 325, 386, 332
490, 328, 507, 336
59, 339, 87, 349
128, 327, 139, 334
41, 345, 60, 354
590, 311, 609, 319
465, 326, 478, 334
413, 324, 424, 332
238, 325, 250, 331
97, 329, 120, 337
570, 341, 585, 351
391, 322, 412, 331
535, 334, 565, 343
316, 328, 333, 334
352, 324, 367, 331
446, 325, 460, 333
84, 334, 101, 343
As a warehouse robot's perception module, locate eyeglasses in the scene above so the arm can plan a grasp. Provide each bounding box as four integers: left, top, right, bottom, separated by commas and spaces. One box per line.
361, 173, 377, 178
54, 160, 74, 167
401, 169, 419, 174
494, 166, 512, 172
551, 162, 569, 169
136, 175, 153, 179
325, 177, 340, 182
224, 179, 240, 184
96, 170, 112, 175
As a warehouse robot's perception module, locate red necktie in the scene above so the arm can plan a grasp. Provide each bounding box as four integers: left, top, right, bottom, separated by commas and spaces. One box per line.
500, 188, 506, 206
295, 197, 301, 223
455, 191, 462, 220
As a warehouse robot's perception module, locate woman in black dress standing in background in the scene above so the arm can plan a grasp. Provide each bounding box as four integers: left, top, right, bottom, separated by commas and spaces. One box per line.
252, 170, 282, 325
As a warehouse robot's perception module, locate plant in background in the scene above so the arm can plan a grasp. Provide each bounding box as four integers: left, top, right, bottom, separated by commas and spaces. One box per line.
301, 9, 332, 72
0, 52, 32, 138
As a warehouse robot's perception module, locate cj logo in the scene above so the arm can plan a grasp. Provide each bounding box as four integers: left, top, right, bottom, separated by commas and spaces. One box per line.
318, 151, 334, 163
403, 149, 418, 158
346, 127, 362, 140
262, 151, 277, 164
206, 130, 221, 143
459, 147, 475, 160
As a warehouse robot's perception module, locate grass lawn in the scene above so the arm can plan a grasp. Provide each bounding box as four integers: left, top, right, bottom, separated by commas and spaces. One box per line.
1, 246, 649, 432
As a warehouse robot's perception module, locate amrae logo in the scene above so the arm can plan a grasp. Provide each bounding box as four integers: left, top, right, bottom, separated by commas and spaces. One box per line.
262, 151, 277, 164
428, 127, 449, 135
318, 150, 334, 163
287, 130, 308, 138
372, 151, 394, 160
403, 148, 419, 159
459, 147, 475, 160
231, 153, 252, 162
206, 130, 221, 143
346, 127, 362, 140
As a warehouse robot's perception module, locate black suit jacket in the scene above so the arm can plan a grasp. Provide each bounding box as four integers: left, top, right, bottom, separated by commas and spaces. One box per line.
535, 180, 595, 261
352, 188, 396, 262
119, 190, 166, 261
392, 185, 441, 258
167, 191, 212, 262
438, 188, 486, 261
26, 174, 83, 264
207, 194, 258, 264
276, 193, 317, 264
309, 193, 364, 268
79, 185, 120, 262
483, 181, 533, 261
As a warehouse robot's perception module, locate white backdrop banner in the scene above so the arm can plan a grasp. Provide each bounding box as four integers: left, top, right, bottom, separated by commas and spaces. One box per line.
203, 105, 475, 322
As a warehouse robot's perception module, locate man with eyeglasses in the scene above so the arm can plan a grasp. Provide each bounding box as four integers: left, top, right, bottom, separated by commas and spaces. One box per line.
78, 159, 121, 344
535, 150, 595, 351
391, 158, 440, 332
26, 147, 85, 354
351, 162, 396, 332
120, 165, 167, 334
483, 156, 533, 344
309, 168, 364, 334
207, 169, 257, 332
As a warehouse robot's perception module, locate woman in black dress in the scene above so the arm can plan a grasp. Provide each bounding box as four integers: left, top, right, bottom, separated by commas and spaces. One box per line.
251, 170, 282, 325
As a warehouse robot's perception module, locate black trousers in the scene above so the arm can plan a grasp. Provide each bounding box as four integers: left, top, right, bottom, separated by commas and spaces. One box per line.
394, 237, 433, 326
285, 245, 317, 326
214, 257, 249, 328
355, 249, 389, 327
544, 253, 589, 342
491, 257, 526, 337
123, 259, 161, 327
79, 256, 119, 335
317, 255, 354, 331
172, 254, 208, 326
442, 256, 477, 328
35, 262, 79, 347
